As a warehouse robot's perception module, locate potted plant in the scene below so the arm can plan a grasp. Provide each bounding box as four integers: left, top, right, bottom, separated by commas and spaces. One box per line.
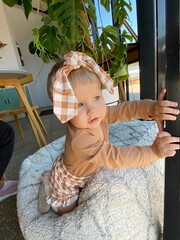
3, 0, 133, 103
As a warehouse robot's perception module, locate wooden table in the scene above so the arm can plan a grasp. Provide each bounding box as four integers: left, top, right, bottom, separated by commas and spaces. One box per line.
0, 72, 47, 148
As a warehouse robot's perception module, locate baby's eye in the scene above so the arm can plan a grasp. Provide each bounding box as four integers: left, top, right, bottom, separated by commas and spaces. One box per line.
78, 103, 84, 108
94, 96, 100, 101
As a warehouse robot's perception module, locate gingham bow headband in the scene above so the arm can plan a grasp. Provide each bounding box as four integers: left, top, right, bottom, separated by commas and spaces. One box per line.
53, 51, 114, 123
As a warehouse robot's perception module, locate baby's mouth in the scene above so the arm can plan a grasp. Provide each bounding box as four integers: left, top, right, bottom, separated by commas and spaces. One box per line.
88, 117, 98, 124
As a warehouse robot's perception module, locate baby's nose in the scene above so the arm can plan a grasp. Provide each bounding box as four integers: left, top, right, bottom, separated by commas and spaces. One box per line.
87, 104, 96, 115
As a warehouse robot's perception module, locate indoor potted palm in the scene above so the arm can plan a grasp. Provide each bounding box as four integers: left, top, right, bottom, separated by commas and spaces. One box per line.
3, 0, 133, 102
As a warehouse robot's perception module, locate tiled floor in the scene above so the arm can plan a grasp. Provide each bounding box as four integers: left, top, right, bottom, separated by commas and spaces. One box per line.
0, 111, 66, 240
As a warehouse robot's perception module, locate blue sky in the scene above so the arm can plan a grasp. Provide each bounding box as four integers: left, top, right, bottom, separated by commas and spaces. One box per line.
95, 0, 137, 38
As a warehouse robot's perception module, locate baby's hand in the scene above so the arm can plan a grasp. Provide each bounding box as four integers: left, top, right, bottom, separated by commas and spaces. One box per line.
151, 131, 180, 158
151, 89, 179, 130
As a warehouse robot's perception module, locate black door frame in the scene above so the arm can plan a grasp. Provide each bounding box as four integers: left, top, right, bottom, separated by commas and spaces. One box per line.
136, 0, 180, 239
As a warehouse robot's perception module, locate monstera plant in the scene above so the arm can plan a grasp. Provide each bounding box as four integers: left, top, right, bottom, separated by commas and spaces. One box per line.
3, 0, 133, 85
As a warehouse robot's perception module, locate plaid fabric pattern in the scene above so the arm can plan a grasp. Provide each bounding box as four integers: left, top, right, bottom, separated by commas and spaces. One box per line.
47, 156, 90, 208
53, 51, 114, 123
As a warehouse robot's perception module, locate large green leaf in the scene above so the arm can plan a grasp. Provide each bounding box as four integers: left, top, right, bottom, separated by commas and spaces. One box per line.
38, 25, 60, 53
97, 25, 118, 54
113, 0, 132, 25
86, 0, 96, 13
29, 41, 36, 54
2, 0, 18, 7
50, 0, 94, 42
22, 0, 32, 19
109, 41, 129, 82
46, 1, 60, 20
121, 29, 133, 42
3, 0, 133, 82
29, 39, 60, 63
85, 0, 96, 21
113, 63, 128, 79
3, 0, 33, 19
42, 16, 52, 26
100, 0, 111, 12
51, 0, 63, 4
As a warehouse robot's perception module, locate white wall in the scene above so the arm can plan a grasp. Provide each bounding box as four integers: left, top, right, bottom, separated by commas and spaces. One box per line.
0, 1, 26, 71
2, 3, 54, 107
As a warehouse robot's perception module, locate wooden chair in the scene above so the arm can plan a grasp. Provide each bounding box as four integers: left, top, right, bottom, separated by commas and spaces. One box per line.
0, 74, 47, 148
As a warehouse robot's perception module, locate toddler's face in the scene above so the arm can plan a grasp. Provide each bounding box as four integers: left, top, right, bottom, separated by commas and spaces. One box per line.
70, 81, 106, 129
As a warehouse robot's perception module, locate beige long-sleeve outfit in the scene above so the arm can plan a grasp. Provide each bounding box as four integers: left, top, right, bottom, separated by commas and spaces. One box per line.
47, 100, 159, 208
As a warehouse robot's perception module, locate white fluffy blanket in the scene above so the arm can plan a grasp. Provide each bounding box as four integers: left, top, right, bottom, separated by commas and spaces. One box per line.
17, 120, 164, 240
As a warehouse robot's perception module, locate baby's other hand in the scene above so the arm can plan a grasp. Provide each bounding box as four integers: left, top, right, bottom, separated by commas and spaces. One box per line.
151, 89, 179, 130
151, 131, 180, 158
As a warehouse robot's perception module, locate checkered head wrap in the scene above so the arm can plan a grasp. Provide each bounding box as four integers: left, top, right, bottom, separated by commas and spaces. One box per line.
53, 51, 114, 123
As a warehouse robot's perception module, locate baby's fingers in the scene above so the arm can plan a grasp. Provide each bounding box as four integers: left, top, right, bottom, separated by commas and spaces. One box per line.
159, 105, 180, 115
158, 89, 166, 101
165, 136, 180, 145
158, 100, 179, 109
158, 89, 178, 108
152, 132, 179, 158
166, 142, 180, 157
163, 136, 180, 157
155, 102, 179, 120
166, 150, 177, 157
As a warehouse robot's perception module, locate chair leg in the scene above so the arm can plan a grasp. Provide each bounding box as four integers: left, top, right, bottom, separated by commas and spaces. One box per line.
33, 109, 48, 135
27, 114, 42, 148
15, 82, 47, 146
13, 114, 25, 140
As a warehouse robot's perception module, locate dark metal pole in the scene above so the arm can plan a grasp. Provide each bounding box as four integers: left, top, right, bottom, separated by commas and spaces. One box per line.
137, 0, 180, 238
163, 0, 180, 238
157, 0, 166, 93
136, 0, 157, 100
111, 0, 129, 100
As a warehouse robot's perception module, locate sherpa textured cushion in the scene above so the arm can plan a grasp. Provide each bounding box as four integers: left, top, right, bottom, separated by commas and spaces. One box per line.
17, 120, 164, 240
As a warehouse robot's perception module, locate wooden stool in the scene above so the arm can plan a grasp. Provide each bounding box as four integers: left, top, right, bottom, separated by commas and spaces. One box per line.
0, 105, 47, 141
